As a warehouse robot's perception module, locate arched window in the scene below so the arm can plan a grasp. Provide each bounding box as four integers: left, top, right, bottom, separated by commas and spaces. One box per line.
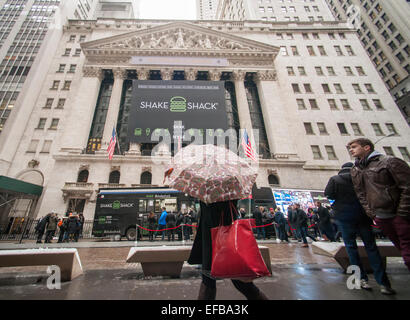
77, 170, 89, 183
268, 174, 280, 185
140, 171, 152, 185
109, 170, 120, 184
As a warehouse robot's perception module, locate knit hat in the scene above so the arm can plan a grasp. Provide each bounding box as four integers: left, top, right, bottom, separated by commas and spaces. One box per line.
341, 162, 354, 168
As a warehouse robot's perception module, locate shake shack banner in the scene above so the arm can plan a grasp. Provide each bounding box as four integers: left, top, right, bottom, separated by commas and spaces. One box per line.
128, 80, 228, 143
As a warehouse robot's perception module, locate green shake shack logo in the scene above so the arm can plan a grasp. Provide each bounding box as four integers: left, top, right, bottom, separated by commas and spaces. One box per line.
113, 201, 121, 209
170, 96, 187, 112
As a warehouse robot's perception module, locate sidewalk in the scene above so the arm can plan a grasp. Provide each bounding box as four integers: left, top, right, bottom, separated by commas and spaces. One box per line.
0, 240, 408, 300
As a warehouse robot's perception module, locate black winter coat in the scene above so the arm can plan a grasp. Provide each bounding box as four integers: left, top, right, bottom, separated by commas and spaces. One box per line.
295, 209, 308, 228
325, 168, 369, 223
67, 216, 79, 233
166, 213, 176, 227
188, 200, 238, 275
253, 209, 263, 226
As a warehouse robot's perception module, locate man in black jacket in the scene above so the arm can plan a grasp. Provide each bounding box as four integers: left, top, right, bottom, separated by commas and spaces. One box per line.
294, 204, 316, 247
325, 162, 395, 295
253, 206, 266, 240
316, 202, 336, 242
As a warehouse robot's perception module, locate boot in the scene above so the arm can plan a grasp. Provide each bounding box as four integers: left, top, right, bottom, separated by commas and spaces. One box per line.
197, 283, 216, 300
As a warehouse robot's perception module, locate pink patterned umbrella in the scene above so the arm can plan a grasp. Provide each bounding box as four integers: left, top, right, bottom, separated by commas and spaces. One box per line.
164, 144, 258, 204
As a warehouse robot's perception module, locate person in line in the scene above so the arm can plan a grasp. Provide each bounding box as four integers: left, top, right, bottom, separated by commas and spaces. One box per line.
147, 211, 156, 242
348, 138, 410, 272
156, 207, 168, 241
253, 206, 266, 240
57, 217, 67, 243
190, 206, 198, 238
287, 205, 300, 241
316, 201, 336, 242
188, 200, 268, 300
78, 213, 85, 239
183, 210, 192, 241
44, 212, 58, 243
166, 210, 176, 242
176, 210, 185, 241
35, 214, 49, 244
294, 204, 316, 247
308, 208, 321, 240
274, 208, 289, 243
66, 213, 79, 242
325, 162, 396, 294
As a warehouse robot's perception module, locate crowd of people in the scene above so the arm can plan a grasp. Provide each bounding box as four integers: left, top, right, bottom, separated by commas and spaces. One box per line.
35, 211, 84, 243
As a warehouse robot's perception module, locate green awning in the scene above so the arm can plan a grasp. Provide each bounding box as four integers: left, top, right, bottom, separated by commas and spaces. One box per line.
0, 175, 43, 196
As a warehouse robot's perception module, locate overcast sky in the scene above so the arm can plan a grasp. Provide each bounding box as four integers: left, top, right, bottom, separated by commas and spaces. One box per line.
139, 0, 197, 20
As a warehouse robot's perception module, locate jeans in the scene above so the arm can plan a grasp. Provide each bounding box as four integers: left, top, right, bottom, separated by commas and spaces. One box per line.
156, 224, 166, 241
277, 224, 288, 241
256, 226, 265, 239
297, 225, 316, 244
320, 222, 336, 242
375, 216, 410, 271
338, 221, 391, 286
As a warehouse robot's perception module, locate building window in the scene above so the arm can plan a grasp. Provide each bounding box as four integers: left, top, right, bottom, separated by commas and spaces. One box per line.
344, 66, 354, 76
56, 99, 66, 109
309, 99, 319, 109
298, 67, 306, 76
303, 83, 312, 93
337, 123, 348, 135
141, 171, 152, 185
51, 80, 60, 90
341, 99, 351, 110
37, 118, 46, 129
351, 123, 363, 135
307, 46, 316, 56
383, 147, 395, 156
315, 66, 324, 76
302, 33, 309, 40
69, 35, 76, 42
292, 83, 301, 93
304, 122, 314, 135
345, 45, 355, 56
57, 64, 65, 73
77, 170, 89, 183
268, 174, 280, 185
322, 84, 331, 93
334, 45, 343, 56
291, 46, 299, 56
327, 67, 336, 76
318, 46, 327, 56
27, 139, 39, 153
62, 81, 71, 90
296, 99, 306, 110
360, 99, 372, 110
356, 66, 366, 76
44, 98, 53, 109
372, 99, 384, 110
74, 48, 81, 56
328, 33, 336, 40
398, 147, 410, 162
317, 122, 328, 135
311, 145, 322, 159
40, 140, 52, 153
334, 83, 344, 94
79, 35, 86, 42
109, 171, 120, 184
328, 99, 338, 110
287, 66, 295, 76
371, 123, 384, 136
68, 64, 77, 73
63, 48, 71, 56
352, 83, 362, 94
49, 118, 59, 130
325, 145, 338, 160
385, 123, 398, 135
365, 83, 375, 93
279, 46, 288, 56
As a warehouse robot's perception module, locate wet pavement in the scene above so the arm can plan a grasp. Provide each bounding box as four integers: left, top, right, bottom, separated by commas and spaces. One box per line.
0, 240, 409, 300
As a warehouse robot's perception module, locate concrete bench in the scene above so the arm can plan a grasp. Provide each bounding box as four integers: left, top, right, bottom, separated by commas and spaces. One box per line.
0, 248, 83, 282
126, 245, 272, 278
311, 242, 401, 272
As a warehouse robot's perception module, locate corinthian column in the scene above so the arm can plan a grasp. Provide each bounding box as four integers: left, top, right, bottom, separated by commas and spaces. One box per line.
254, 70, 297, 158
60, 66, 103, 153
101, 68, 126, 148
232, 70, 253, 135
209, 70, 222, 81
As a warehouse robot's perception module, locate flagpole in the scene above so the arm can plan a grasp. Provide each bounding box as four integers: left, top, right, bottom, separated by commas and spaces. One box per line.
114, 123, 121, 155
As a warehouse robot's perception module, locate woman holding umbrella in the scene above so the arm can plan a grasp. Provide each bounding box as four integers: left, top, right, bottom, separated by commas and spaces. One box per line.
165, 144, 269, 300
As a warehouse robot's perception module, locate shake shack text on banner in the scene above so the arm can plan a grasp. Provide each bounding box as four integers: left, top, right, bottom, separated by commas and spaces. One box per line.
128, 80, 228, 143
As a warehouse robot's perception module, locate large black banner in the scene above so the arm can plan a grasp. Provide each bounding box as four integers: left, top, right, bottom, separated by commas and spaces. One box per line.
128, 80, 228, 143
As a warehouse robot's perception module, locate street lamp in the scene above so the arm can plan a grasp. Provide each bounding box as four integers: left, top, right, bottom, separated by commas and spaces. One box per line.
374, 132, 397, 145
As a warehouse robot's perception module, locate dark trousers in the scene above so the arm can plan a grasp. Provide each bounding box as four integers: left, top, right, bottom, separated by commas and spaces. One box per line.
278, 224, 288, 241
297, 225, 316, 244
375, 216, 410, 271
45, 230, 55, 243
202, 274, 262, 299
320, 222, 336, 241
155, 224, 166, 240
58, 229, 65, 243
256, 226, 265, 239
167, 226, 175, 241
338, 221, 391, 286
36, 231, 44, 243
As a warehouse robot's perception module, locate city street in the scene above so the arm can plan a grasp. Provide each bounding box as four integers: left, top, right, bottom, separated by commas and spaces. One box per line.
0, 240, 408, 300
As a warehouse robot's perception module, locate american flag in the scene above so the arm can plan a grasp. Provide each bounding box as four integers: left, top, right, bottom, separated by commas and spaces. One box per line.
107, 127, 116, 160
241, 129, 258, 162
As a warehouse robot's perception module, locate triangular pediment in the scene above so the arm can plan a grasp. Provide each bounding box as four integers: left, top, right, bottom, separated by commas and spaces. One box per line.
81, 22, 278, 59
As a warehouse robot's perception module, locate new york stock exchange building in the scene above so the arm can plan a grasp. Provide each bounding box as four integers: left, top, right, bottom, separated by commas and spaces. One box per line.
1, 17, 409, 228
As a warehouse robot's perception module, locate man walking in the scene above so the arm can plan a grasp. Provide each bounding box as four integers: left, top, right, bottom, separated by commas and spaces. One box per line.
274, 208, 289, 243
294, 204, 316, 247
348, 138, 410, 272
316, 202, 336, 242
325, 162, 395, 294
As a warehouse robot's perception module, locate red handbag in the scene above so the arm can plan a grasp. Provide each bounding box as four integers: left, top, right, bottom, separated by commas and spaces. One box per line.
210, 202, 271, 279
